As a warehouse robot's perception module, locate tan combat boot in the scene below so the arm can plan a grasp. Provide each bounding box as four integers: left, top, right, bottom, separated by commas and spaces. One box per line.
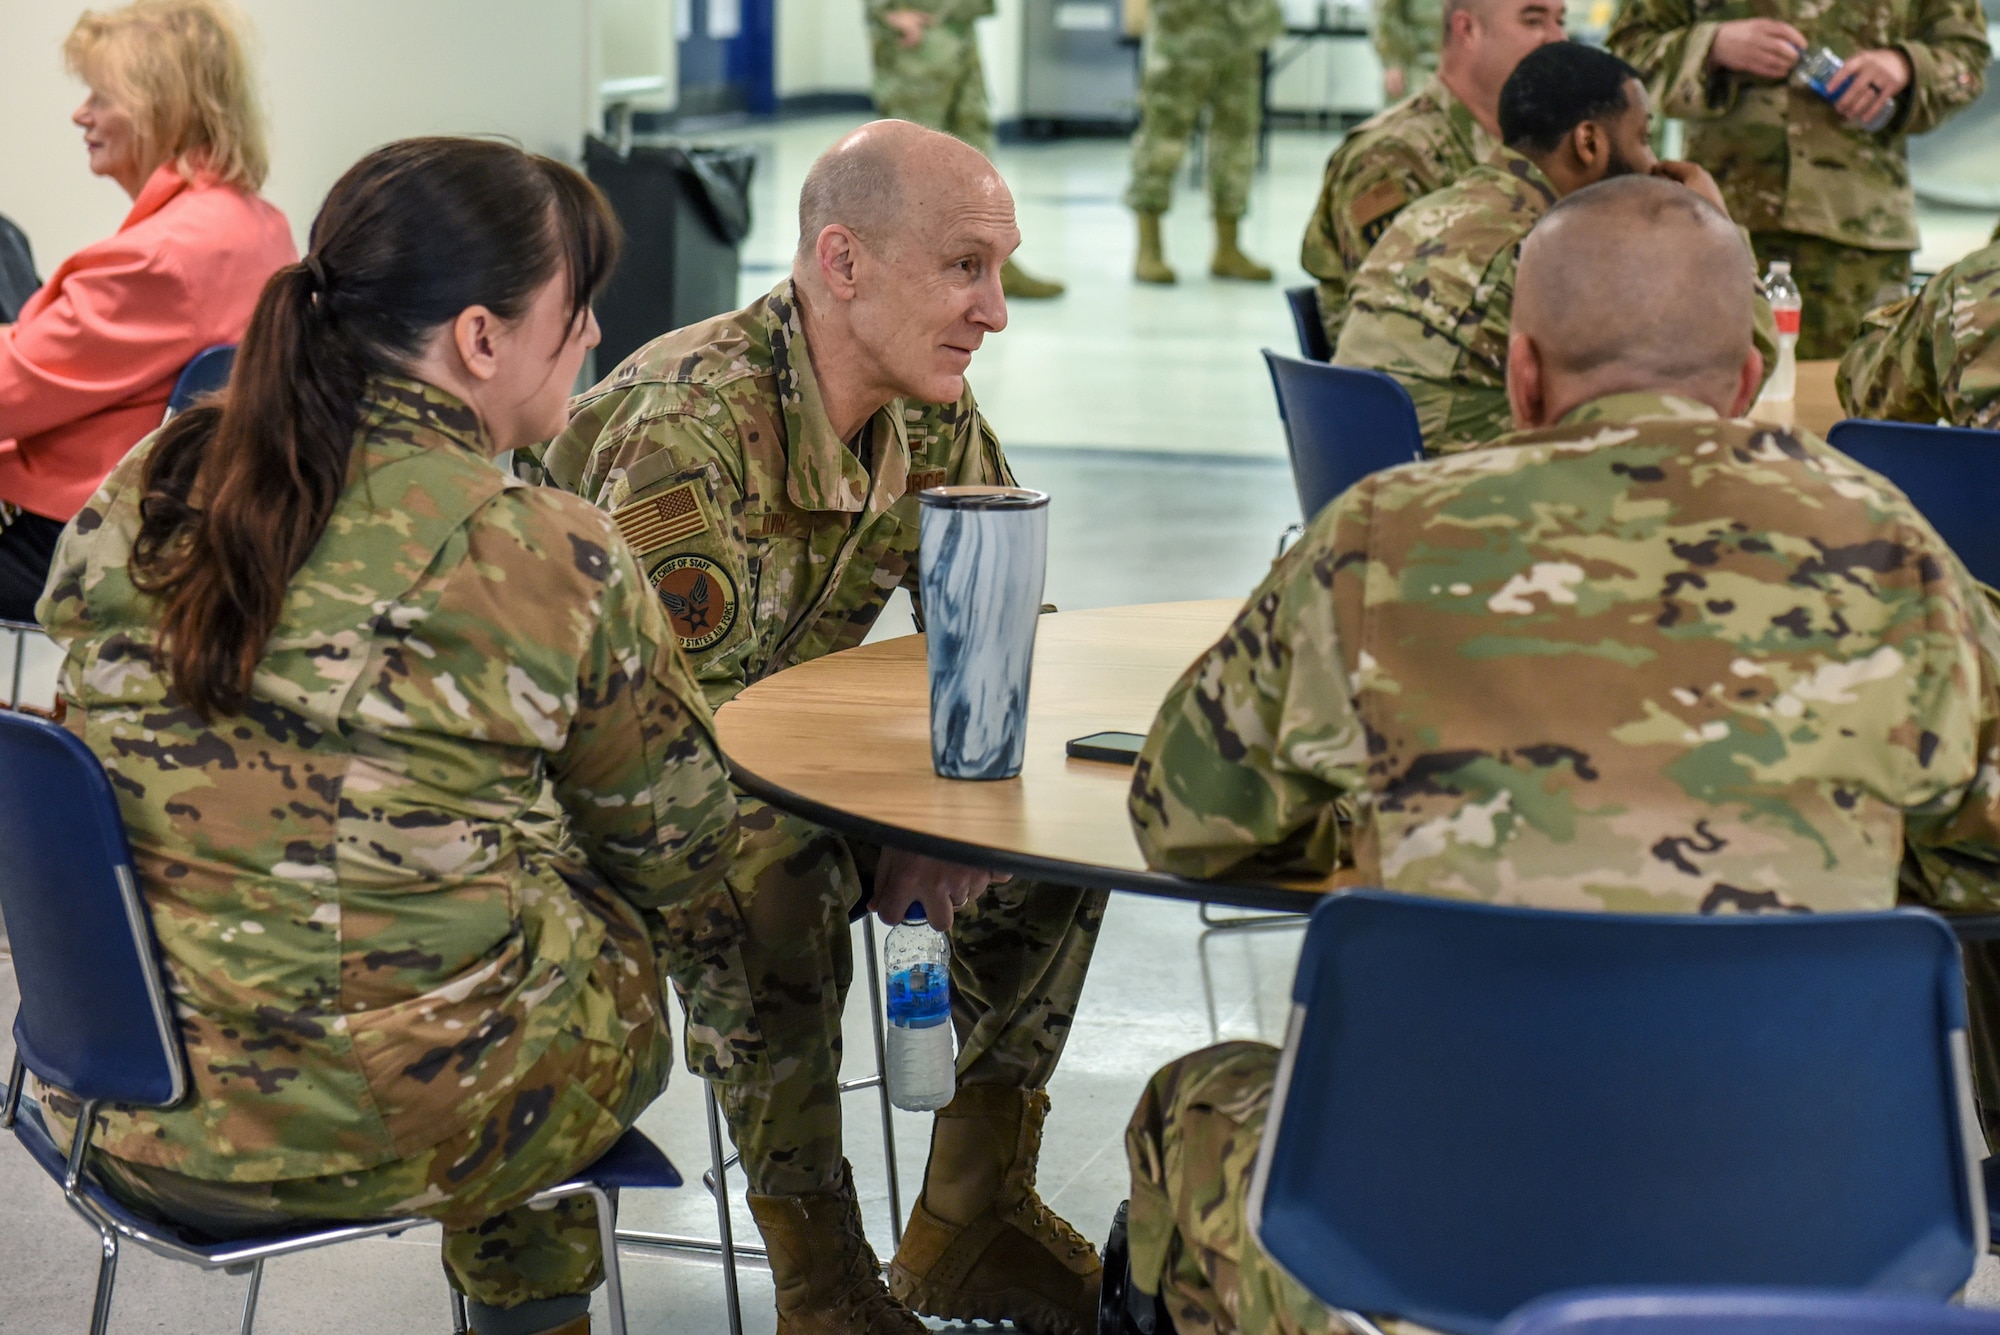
1210, 216, 1274, 282
747, 1162, 925, 1335
1134, 212, 1176, 284
887, 1086, 1102, 1335
1001, 258, 1066, 299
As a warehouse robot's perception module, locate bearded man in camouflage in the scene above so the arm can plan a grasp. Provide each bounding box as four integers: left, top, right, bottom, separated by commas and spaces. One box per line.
1123, 175, 2000, 1335
536, 121, 1105, 1335
1839, 222, 2000, 430
1609, 0, 1989, 359
1336, 40, 1772, 454
1300, 0, 1567, 349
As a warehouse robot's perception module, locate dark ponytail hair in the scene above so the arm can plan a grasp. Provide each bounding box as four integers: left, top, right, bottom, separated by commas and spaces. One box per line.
131, 136, 621, 720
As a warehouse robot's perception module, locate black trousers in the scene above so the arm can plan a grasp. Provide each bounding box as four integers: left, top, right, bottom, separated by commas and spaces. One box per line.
0, 511, 65, 623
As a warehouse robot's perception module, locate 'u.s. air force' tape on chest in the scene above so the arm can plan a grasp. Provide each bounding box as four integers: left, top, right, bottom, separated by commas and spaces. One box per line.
611, 480, 709, 557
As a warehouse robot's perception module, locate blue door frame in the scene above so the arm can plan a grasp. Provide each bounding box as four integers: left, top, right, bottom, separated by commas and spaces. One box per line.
678, 0, 776, 116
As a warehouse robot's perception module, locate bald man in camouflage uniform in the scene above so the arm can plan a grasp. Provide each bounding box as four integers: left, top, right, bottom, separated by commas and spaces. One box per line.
1126, 0, 1286, 284
1301, 0, 1568, 349
35, 377, 740, 1334
1124, 177, 2000, 1335
1374, 0, 1444, 101
1609, 0, 1989, 360
867, 0, 1065, 299
538, 123, 1104, 1335
1839, 226, 2000, 429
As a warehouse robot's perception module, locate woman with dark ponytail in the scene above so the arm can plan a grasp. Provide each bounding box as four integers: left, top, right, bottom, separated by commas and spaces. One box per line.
36, 137, 739, 1335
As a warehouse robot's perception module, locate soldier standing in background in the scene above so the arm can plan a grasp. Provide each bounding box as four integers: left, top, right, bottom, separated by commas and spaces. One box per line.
1839, 223, 2000, 429
1121, 177, 2000, 1335
1609, 0, 1989, 360
1375, 0, 1444, 100
1300, 0, 1568, 349
1126, 0, 1287, 284
868, 0, 1067, 298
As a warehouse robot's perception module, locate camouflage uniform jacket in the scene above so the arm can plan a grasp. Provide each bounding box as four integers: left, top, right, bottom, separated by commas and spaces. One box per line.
1607, 0, 1989, 251
1300, 75, 1498, 347
539, 280, 1014, 711
1374, 0, 1444, 82
1149, 0, 1285, 49
1839, 236, 2000, 429
1333, 151, 1557, 454
866, 0, 993, 24
1130, 392, 2000, 914
1334, 153, 1782, 454
36, 377, 739, 1181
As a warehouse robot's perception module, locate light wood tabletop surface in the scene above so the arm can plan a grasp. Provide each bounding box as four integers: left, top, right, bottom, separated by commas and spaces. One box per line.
716, 599, 1334, 911
1747, 358, 1844, 439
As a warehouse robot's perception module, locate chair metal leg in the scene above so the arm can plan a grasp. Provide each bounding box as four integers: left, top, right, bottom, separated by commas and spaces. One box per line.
238, 1257, 265, 1335
8, 623, 25, 711
859, 914, 904, 1249
1, 1049, 23, 1128
1198, 900, 1306, 932
707, 1081, 744, 1335
87, 1226, 120, 1335
449, 1288, 469, 1334
588, 1185, 628, 1335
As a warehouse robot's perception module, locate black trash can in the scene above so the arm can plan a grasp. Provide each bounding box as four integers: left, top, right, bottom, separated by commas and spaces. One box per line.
584, 137, 756, 372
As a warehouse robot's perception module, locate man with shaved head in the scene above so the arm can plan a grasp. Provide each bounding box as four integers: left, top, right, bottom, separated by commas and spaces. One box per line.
1300, 0, 1567, 349
1115, 174, 2000, 1335
538, 121, 1105, 1335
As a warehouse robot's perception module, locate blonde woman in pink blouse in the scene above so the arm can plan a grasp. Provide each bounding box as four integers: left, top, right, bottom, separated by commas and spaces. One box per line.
0, 0, 295, 620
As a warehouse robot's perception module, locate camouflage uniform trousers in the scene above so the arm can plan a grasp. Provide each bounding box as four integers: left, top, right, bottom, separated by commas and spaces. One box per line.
1126, 1041, 1335, 1335
871, 18, 997, 156
670, 795, 1107, 1197
1125, 38, 1265, 220
80, 888, 678, 1310
1751, 230, 1913, 361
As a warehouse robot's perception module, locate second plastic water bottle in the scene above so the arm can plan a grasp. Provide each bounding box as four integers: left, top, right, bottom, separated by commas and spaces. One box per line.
1760, 260, 1802, 404
885, 904, 955, 1111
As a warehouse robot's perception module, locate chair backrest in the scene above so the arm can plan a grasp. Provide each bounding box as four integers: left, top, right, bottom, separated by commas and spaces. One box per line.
0, 212, 39, 324
1824, 418, 2000, 587
1285, 285, 1331, 362
1263, 349, 1426, 522
0, 709, 186, 1108
1498, 1289, 2000, 1335
1247, 892, 1984, 1335
164, 344, 237, 421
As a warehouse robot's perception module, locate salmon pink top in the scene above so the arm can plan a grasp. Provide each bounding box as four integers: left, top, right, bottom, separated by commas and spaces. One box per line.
0, 165, 295, 521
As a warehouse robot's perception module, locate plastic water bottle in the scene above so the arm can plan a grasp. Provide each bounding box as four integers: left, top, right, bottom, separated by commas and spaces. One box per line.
1759, 261, 1802, 403
1792, 45, 1897, 134
885, 904, 955, 1112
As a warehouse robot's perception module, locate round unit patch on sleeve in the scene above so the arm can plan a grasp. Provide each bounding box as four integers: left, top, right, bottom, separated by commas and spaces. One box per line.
651, 554, 739, 651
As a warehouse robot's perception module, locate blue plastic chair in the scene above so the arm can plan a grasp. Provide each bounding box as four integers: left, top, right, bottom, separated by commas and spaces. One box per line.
1246, 892, 1986, 1335
163, 343, 236, 421
1499, 1289, 2000, 1335
1262, 350, 1426, 523
1824, 418, 2000, 588
1285, 285, 1331, 362
0, 706, 681, 1335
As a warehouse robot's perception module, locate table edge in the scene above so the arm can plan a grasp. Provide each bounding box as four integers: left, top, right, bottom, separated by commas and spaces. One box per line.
724, 755, 1322, 915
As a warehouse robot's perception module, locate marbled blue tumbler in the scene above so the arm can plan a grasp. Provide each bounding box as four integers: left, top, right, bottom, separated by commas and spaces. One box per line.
918, 486, 1050, 780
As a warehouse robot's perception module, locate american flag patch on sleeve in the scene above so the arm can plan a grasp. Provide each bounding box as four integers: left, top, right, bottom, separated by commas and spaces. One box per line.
611, 480, 710, 555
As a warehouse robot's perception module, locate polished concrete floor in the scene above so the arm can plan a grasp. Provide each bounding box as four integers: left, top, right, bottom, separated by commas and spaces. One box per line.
4, 114, 2000, 1331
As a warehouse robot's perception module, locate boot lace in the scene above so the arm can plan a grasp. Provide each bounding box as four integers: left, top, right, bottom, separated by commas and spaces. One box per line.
1005, 1184, 1096, 1262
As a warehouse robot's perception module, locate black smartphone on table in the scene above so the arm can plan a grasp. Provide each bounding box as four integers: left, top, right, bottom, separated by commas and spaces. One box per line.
1066, 731, 1146, 765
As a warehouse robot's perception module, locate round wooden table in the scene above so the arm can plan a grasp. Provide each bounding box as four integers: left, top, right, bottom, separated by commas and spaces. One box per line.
715, 600, 1333, 912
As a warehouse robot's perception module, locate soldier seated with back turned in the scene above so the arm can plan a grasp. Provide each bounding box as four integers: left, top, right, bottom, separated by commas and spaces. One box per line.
535, 120, 1105, 1335
1337, 40, 1766, 454
1123, 175, 2000, 1335
1300, 0, 1567, 349
1839, 222, 2000, 431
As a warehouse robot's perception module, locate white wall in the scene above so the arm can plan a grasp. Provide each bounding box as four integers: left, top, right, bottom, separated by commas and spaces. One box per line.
776, 0, 870, 99
601, 0, 680, 109
0, 0, 593, 268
